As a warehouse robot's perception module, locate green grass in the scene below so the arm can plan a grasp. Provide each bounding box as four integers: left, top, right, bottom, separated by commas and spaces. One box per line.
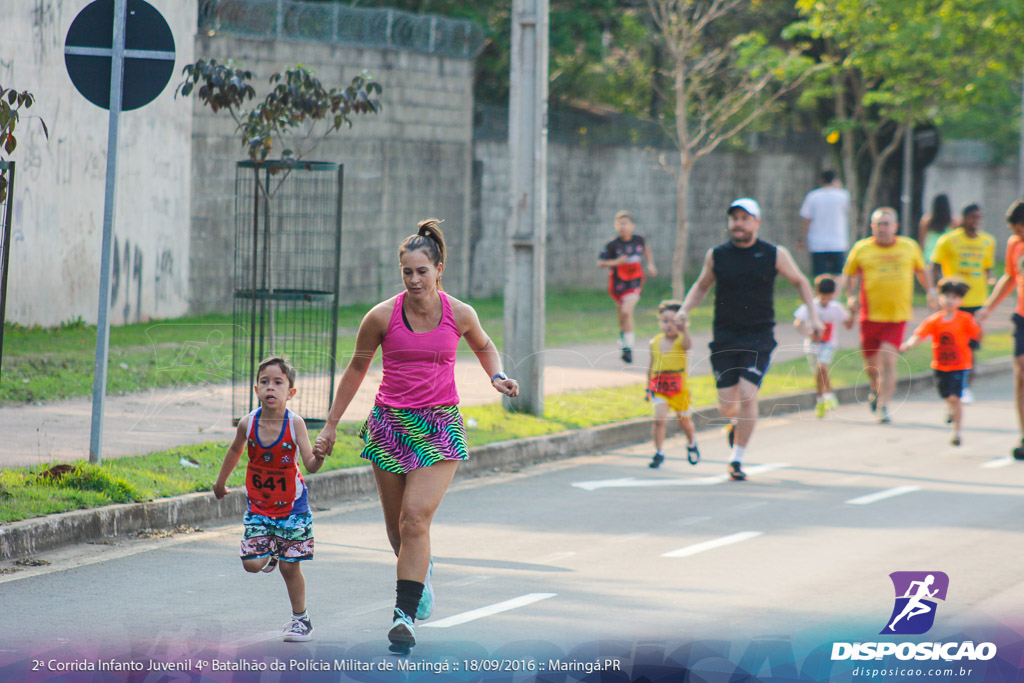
0, 279, 811, 405
0, 331, 1010, 524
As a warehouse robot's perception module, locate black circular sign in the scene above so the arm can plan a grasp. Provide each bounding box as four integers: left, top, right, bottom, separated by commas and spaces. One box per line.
65, 0, 175, 111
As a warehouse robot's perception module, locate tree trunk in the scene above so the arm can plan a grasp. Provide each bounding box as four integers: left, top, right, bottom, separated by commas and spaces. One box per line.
673, 156, 693, 298
861, 123, 906, 234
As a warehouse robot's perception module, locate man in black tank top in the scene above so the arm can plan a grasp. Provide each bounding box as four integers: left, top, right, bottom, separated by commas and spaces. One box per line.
678, 198, 822, 480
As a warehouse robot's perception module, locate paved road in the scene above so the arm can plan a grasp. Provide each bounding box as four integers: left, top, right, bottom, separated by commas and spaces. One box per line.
1, 376, 1021, 680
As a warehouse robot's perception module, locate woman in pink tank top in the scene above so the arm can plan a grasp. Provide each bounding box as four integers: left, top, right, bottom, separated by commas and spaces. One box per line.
313, 219, 518, 653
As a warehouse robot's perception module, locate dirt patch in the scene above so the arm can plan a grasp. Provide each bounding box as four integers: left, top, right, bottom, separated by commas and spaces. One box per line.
135, 525, 204, 539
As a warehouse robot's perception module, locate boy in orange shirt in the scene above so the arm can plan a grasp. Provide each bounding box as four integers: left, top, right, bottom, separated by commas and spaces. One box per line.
900, 278, 983, 446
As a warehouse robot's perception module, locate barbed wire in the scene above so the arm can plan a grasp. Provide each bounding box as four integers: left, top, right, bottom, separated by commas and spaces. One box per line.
199, 0, 487, 59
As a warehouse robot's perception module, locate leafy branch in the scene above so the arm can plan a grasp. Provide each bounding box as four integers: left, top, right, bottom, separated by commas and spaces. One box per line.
176, 59, 382, 163
0, 85, 49, 201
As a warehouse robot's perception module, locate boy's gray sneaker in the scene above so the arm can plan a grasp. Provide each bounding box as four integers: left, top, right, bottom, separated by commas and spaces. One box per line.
283, 615, 313, 642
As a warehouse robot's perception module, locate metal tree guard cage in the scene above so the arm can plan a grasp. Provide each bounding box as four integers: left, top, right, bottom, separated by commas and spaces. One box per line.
0, 160, 15, 381
232, 160, 343, 428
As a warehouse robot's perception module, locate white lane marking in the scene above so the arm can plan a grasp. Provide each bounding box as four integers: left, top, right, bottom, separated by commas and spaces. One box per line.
530, 551, 576, 564
845, 485, 920, 505
662, 531, 763, 558
421, 593, 556, 629
981, 457, 1013, 469
572, 464, 789, 490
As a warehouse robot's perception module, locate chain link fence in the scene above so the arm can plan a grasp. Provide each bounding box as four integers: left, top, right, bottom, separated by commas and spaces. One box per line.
199, 0, 487, 58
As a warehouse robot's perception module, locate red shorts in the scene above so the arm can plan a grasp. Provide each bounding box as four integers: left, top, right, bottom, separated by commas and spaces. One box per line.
608, 280, 642, 304
860, 320, 906, 357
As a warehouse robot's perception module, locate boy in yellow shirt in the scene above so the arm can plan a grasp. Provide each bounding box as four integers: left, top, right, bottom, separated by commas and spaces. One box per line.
646, 300, 700, 468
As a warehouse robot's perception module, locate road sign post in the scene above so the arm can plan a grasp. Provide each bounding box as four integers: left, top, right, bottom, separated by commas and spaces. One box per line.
64, 0, 175, 463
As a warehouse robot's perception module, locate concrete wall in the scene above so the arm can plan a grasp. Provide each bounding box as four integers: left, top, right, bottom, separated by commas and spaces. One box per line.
189, 34, 476, 313
471, 136, 822, 296
923, 141, 1020, 261
0, 0, 196, 326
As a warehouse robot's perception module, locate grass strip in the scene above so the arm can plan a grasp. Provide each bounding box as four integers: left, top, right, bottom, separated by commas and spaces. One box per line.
0, 332, 1011, 524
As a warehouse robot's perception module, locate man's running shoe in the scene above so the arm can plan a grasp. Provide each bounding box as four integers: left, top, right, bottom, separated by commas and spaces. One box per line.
946, 410, 953, 424
686, 444, 701, 466
649, 452, 665, 469
416, 559, 434, 620
388, 609, 416, 653
728, 461, 746, 481
725, 423, 735, 448
869, 392, 878, 414
261, 553, 279, 573
1013, 440, 1024, 461
878, 406, 891, 424
282, 615, 313, 642
961, 388, 974, 405
825, 396, 838, 411
951, 435, 961, 447
621, 347, 633, 364
815, 400, 826, 419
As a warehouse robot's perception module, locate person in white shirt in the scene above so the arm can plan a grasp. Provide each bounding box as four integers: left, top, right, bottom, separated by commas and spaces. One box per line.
794, 274, 852, 417
799, 170, 851, 277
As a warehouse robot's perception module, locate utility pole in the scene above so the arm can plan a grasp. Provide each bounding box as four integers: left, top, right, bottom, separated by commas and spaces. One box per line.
900, 123, 913, 234
504, 0, 548, 415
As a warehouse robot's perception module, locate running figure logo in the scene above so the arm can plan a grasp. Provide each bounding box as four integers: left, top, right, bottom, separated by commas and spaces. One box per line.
881, 571, 949, 635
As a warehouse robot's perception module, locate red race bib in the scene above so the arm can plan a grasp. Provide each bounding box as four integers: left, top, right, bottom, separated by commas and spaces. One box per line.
648, 372, 682, 397
245, 463, 297, 514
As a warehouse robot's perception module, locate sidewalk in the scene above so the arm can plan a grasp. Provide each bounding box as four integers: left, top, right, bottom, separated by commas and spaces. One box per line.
0, 307, 1011, 466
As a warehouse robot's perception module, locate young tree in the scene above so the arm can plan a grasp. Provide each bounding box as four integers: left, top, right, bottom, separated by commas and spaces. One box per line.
0, 85, 48, 201
788, 0, 1024, 235
647, 0, 819, 296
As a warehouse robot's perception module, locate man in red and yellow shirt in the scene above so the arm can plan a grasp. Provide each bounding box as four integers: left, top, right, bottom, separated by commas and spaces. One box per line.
842, 207, 937, 424
978, 199, 1024, 459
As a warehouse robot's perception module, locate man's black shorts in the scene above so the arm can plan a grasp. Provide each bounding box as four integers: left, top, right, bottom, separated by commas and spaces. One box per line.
709, 332, 777, 389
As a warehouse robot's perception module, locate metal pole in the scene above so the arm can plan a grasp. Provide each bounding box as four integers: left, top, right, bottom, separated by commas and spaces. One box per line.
0, 162, 14, 383
900, 123, 912, 234
503, 0, 548, 415
89, 0, 127, 464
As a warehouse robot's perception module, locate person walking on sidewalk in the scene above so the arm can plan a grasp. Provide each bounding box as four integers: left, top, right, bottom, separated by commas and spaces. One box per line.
842, 207, 937, 424
645, 299, 700, 469
977, 199, 1024, 460
213, 356, 325, 642
678, 198, 822, 481
312, 219, 519, 653
929, 203, 996, 404
598, 210, 658, 364
798, 170, 851, 277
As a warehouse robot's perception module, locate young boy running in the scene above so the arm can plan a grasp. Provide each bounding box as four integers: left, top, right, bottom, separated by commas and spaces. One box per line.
598, 210, 657, 364
793, 275, 851, 417
900, 279, 983, 446
646, 300, 700, 468
214, 357, 325, 641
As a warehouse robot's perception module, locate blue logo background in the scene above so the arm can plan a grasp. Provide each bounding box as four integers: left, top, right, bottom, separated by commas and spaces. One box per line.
881, 571, 949, 635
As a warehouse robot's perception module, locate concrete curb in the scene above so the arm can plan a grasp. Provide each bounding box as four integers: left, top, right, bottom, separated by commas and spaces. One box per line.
0, 359, 1013, 562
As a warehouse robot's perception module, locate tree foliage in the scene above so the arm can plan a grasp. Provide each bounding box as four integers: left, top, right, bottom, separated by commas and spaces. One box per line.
648, 0, 821, 295
786, 0, 1024, 233
0, 85, 48, 201
176, 59, 382, 162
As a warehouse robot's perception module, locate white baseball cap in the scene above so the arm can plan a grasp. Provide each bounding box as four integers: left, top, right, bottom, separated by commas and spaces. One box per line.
727, 197, 761, 219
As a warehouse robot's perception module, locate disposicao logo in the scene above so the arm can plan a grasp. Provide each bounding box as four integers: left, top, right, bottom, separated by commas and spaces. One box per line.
831, 571, 997, 663
881, 571, 948, 635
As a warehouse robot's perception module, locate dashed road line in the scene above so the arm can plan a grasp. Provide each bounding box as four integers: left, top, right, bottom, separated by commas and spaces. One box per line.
662, 531, 763, 558
422, 593, 557, 628
845, 485, 920, 505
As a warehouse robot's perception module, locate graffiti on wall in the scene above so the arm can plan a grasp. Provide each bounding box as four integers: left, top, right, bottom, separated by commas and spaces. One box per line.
31, 0, 64, 64
112, 236, 178, 324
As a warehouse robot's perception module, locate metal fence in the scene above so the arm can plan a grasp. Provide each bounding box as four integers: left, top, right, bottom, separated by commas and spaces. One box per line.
0, 161, 14, 382
199, 0, 487, 58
